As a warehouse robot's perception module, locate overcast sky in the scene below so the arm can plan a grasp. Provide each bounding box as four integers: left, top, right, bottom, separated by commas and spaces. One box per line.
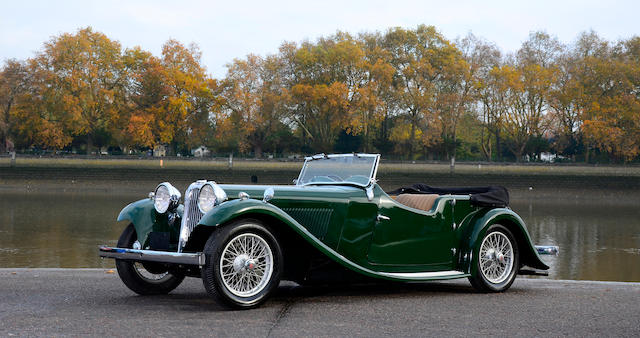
1, 0, 639, 78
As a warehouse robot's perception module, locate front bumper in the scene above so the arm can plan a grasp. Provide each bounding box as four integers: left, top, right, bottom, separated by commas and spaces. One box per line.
99, 246, 205, 266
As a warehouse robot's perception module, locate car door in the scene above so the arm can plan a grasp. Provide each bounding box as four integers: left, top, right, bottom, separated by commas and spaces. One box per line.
367, 194, 455, 270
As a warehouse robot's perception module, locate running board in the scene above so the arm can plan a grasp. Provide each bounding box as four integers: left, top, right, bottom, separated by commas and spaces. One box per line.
99, 246, 205, 266
378, 270, 469, 281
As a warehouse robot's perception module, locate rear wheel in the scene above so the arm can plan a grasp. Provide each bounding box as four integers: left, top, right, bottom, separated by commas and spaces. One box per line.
115, 224, 185, 295
201, 219, 283, 309
469, 224, 519, 292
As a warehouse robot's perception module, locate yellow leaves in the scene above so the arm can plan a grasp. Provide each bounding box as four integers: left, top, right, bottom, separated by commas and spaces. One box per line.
126, 113, 154, 147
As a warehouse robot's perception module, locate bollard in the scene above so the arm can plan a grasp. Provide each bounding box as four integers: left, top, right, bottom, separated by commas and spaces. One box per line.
10, 151, 16, 167
160, 159, 163, 168
228, 153, 233, 169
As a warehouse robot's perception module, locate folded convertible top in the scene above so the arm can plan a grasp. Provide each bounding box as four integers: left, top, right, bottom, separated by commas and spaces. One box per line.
388, 184, 509, 208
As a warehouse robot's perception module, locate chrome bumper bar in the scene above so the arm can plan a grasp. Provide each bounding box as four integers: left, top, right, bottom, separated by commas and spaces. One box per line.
99, 246, 205, 266
535, 245, 559, 255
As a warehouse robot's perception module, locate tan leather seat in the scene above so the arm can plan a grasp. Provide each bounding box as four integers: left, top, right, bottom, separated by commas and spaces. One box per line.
394, 194, 439, 212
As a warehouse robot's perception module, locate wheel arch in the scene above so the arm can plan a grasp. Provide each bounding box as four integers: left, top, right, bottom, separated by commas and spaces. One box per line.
190, 200, 321, 281
116, 199, 156, 247
461, 208, 549, 273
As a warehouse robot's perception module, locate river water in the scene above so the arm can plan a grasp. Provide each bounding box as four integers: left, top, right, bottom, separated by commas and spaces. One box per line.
1, 189, 639, 282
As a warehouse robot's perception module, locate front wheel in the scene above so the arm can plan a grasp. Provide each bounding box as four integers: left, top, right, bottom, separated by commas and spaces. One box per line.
115, 224, 185, 295
469, 224, 519, 292
201, 219, 283, 309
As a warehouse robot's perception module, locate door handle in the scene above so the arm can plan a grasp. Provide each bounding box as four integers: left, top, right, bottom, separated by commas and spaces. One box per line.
377, 214, 390, 221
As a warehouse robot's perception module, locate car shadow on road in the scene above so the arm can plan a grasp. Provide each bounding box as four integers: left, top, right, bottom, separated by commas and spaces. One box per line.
104, 278, 533, 313
274, 279, 476, 299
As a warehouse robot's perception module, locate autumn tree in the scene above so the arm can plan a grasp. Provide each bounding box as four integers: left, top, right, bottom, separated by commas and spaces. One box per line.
30, 27, 125, 153
10, 57, 74, 149
578, 35, 640, 162
157, 40, 207, 153
470, 38, 504, 161
497, 32, 561, 161
289, 82, 349, 152
222, 54, 291, 156
118, 47, 172, 150
0, 59, 29, 152
383, 25, 461, 159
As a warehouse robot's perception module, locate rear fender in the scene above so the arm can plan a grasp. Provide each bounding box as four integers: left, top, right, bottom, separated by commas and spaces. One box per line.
459, 208, 548, 274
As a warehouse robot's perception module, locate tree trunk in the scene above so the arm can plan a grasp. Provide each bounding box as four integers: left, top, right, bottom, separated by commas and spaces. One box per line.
585, 146, 590, 164
409, 123, 416, 159
0, 130, 6, 153
254, 144, 262, 158
87, 133, 93, 156
496, 130, 502, 162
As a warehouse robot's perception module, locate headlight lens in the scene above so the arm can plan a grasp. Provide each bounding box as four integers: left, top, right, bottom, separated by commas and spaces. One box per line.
154, 182, 180, 214
198, 184, 217, 213
197, 182, 227, 214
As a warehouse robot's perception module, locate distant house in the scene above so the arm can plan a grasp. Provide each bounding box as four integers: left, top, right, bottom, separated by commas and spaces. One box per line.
153, 145, 167, 157
192, 145, 210, 158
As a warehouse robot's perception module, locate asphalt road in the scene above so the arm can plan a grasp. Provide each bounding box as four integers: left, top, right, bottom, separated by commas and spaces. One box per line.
0, 269, 638, 337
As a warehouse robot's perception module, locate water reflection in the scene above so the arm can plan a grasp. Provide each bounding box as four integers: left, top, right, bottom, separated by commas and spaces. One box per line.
0, 191, 136, 269
512, 198, 640, 282
1, 190, 638, 282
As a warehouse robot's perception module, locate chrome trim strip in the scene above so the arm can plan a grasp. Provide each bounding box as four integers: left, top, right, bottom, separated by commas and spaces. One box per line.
378, 270, 467, 280
99, 246, 205, 266
535, 245, 559, 255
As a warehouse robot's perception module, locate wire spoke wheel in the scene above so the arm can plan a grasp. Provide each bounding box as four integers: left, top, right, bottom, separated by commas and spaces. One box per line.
132, 262, 171, 283
479, 231, 514, 284
219, 233, 274, 298
115, 224, 184, 295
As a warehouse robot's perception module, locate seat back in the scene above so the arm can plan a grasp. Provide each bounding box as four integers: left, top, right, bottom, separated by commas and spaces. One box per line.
394, 194, 440, 212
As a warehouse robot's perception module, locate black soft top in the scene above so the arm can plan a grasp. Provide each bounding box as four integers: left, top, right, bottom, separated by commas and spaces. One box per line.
388, 184, 509, 208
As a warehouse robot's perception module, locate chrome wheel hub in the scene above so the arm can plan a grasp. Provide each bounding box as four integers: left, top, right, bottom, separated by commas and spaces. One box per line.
479, 231, 514, 284
220, 233, 274, 298
232, 254, 250, 273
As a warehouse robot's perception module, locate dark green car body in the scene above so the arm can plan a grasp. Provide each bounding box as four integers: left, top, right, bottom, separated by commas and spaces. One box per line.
116, 182, 548, 282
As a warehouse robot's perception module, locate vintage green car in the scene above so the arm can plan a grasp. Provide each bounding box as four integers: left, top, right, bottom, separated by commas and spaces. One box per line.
100, 153, 557, 308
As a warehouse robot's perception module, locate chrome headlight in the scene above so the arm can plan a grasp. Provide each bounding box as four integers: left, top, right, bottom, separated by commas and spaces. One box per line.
197, 182, 227, 213
153, 182, 181, 214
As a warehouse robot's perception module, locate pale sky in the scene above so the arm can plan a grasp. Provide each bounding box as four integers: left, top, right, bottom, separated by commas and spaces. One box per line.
1, 0, 639, 78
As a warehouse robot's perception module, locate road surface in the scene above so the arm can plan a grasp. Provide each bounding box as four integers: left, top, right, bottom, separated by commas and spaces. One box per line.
0, 269, 638, 337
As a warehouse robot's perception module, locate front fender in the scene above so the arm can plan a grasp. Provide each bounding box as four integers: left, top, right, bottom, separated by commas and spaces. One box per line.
116, 199, 180, 247
459, 208, 549, 274
197, 199, 293, 228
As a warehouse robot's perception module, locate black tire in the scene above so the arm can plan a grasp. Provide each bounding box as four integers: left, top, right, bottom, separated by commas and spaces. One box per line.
201, 219, 283, 309
468, 224, 519, 292
115, 224, 185, 295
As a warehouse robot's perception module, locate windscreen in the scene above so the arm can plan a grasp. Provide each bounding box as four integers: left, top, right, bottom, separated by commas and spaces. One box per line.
297, 154, 379, 186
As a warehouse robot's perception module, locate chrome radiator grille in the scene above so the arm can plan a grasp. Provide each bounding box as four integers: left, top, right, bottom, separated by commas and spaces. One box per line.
178, 181, 205, 252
